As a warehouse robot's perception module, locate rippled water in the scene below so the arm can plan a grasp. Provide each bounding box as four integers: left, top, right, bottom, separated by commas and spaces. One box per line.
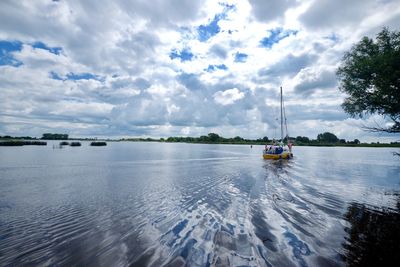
0, 142, 399, 266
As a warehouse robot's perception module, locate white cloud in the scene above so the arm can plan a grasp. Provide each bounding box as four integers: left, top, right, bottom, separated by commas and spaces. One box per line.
213, 88, 245, 105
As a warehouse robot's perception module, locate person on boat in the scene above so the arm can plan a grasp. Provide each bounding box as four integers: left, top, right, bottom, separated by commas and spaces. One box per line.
288, 143, 293, 152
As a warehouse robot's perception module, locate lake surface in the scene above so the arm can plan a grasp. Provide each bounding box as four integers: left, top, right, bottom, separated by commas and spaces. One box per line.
0, 142, 399, 266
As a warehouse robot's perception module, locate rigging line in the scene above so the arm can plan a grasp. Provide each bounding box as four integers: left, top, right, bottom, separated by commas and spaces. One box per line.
280, 87, 284, 141
282, 93, 289, 140
270, 103, 278, 140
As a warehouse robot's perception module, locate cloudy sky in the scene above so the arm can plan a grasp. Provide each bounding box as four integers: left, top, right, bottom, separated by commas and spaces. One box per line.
1, 0, 400, 141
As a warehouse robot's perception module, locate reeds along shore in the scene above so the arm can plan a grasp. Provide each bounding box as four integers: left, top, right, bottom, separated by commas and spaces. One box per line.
0, 140, 107, 147
59, 141, 81, 146
70, 142, 81, 146
90, 141, 107, 146
0, 140, 47, 146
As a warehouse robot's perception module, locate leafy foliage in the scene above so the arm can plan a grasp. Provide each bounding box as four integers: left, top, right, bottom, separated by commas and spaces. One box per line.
337, 28, 400, 133
295, 136, 310, 143
317, 132, 339, 143
42, 133, 69, 140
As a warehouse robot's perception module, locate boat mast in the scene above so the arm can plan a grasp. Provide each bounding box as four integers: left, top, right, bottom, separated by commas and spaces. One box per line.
280, 86, 283, 142
283, 98, 289, 141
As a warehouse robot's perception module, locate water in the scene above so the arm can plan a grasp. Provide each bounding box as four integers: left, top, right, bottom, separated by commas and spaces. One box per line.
0, 142, 399, 266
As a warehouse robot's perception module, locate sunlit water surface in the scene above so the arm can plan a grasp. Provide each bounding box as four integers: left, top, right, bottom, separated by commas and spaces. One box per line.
0, 142, 399, 266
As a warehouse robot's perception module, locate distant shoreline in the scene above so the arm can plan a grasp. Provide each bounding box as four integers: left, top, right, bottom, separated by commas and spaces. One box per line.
1, 136, 399, 148
2, 140, 399, 148
141, 140, 400, 148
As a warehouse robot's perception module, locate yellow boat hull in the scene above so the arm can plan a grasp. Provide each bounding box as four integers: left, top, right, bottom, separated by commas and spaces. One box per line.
263, 152, 293, 160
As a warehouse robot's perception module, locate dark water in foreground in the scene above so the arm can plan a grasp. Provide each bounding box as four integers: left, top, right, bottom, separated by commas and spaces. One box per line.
0, 142, 399, 266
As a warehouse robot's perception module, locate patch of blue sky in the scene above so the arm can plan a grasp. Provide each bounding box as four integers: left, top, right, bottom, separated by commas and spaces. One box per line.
0, 40, 22, 54
50, 71, 103, 81
31, 41, 62, 55
260, 28, 298, 48
206, 64, 228, 72
234, 52, 248, 63
198, 14, 222, 42
1, 40, 63, 66
66, 72, 103, 81
49, 71, 63, 80
169, 48, 194, 62
0, 40, 23, 66
197, 4, 235, 42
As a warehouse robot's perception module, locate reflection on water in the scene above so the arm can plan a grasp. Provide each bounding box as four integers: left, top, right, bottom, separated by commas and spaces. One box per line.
342, 198, 400, 267
0, 143, 399, 266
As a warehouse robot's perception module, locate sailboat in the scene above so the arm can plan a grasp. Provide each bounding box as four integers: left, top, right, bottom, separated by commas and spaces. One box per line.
263, 87, 293, 160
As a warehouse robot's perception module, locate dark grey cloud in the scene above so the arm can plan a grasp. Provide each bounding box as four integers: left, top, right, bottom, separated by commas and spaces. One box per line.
287, 104, 348, 122
248, 0, 297, 22
117, 0, 204, 26
0, 1, 67, 41
117, 32, 161, 57
110, 77, 150, 90
209, 44, 228, 59
299, 0, 380, 29
258, 53, 317, 78
294, 69, 338, 95
251, 87, 281, 128
177, 73, 206, 91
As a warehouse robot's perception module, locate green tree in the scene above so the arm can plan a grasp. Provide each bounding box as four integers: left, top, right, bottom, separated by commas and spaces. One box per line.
207, 133, 220, 142
317, 132, 339, 143
337, 28, 400, 133
41, 133, 68, 140
199, 135, 209, 142
295, 136, 310, 143
233, 136, 243, 142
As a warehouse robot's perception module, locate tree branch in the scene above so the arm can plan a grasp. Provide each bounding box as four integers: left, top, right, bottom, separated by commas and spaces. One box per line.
361, 118, 400, 133
361, 125, 400, 133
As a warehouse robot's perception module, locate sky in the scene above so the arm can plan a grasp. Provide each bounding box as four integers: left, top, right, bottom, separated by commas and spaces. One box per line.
1, 0, 400, 142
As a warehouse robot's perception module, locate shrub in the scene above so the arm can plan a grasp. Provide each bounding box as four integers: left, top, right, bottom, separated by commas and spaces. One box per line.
90, 141, 107, 146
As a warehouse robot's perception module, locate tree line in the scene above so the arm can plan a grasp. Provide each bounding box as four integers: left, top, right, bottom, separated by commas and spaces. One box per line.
165, 133, 268, 144
163, 132, 384, 146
